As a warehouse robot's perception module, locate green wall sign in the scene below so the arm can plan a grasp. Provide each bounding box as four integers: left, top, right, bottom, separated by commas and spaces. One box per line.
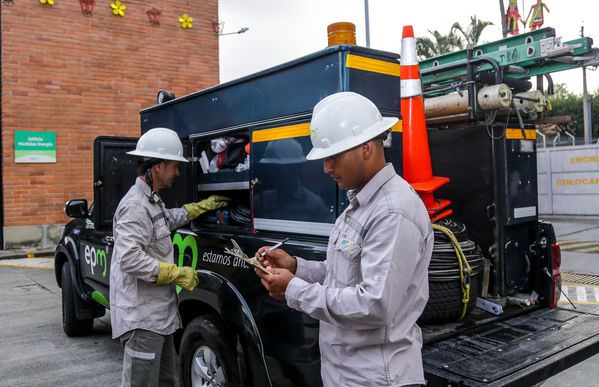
14, 131, 56, 163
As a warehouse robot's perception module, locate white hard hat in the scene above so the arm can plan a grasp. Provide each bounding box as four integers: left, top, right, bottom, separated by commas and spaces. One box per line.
306, 92, 398, 160
127, 127, 188, 162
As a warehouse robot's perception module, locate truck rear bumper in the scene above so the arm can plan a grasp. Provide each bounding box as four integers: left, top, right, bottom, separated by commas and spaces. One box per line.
423, 307, 599, 386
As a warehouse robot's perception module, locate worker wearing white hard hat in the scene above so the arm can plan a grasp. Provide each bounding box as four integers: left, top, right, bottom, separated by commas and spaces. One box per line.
256, 92, 433, 386
110, 127, 228, 386
305, 91, 398, 160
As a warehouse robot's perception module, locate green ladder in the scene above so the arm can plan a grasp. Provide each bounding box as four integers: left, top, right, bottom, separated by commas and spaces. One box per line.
419, 27, 597, 87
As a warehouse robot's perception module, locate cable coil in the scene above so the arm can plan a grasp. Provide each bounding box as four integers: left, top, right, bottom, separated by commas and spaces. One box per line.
432, 223, 472, 320
419, 216, 483, 323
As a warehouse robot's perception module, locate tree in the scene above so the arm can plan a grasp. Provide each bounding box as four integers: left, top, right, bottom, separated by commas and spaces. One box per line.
451, 16, 494, 47
544, 83, 599, 140
416, 30, 463, 60
416, 15, 494, 60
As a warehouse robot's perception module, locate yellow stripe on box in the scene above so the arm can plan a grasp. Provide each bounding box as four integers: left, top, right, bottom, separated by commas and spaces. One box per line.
505, 128, 537, 139
346, 54, 401, 77
252, 123, 311, 143
253, 119, 402, 143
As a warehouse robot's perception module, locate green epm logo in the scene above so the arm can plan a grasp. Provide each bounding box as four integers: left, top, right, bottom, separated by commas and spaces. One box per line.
84, 245, 107, 277
172, 234, 198, 294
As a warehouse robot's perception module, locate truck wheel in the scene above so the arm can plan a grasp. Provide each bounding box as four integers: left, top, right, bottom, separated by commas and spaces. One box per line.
61, 263, 93, 336
179, 315, 240, 387
419, 275, 479, 324
422, 216, 482, 324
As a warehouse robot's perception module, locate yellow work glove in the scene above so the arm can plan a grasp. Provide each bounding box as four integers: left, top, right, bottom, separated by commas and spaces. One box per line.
155, 261, 199, 292
184, 195, 230, 221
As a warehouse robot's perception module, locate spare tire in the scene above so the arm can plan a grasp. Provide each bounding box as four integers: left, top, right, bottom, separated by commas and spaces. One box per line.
419, 216, 484, 324
419, 273, 479, 324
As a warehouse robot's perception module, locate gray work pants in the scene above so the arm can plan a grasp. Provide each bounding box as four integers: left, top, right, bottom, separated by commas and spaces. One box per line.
119, 329, 179, 387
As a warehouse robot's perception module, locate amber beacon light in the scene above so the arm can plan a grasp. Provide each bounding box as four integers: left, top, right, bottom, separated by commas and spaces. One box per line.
327, 22, 356, 46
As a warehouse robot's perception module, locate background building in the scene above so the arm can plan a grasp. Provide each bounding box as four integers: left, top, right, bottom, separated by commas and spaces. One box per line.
1, 0, 219, 248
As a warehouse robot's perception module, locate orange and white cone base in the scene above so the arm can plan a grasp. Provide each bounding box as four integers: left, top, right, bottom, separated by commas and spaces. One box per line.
400, 25, 451, 221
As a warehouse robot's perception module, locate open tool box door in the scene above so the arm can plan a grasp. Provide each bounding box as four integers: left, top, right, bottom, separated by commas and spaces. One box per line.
93, 136, 138, 232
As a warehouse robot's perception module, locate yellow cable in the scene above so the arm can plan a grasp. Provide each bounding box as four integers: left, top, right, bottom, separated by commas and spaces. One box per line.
432, 224, 472, 320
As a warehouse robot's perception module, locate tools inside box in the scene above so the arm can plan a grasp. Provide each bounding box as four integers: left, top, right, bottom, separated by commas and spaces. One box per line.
197, 134, 250, 175
196, 190, 252, 227
193, 133, 252, 229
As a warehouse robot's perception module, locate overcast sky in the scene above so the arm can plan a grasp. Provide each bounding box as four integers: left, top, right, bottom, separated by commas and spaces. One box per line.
218, 0, 599, 95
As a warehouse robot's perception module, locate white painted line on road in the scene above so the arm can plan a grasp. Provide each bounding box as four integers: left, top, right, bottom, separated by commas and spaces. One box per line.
566, 285, 574, 299
577, 286, 587, 302
0, 257, 54, 269
562, 285, 572, 298
560, 284, 599, 304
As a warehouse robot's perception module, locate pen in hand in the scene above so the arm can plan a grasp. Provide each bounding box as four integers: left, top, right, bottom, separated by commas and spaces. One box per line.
259, 238, 289, 257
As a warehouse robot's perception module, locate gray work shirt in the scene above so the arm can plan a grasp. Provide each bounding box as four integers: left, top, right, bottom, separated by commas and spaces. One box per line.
285, 163, 433, 386
109, 177, 189, 339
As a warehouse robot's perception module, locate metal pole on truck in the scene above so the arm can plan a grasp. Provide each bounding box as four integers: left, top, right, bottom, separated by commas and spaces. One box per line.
499, 0, 507, 38
364, 0, 371, 48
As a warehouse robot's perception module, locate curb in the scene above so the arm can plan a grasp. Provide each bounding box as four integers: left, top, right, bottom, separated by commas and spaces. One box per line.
0, 250, 55, 261
540, 215, 599, 224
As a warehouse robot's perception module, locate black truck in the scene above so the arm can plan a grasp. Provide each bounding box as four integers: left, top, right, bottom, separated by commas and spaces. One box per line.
55, 28, 599, 386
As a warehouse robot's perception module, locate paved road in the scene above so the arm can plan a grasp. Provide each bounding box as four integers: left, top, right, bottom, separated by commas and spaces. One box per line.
0, 217, 597, 386
0, 262, 122, 387
549, 218, 599, 276
538, 217, 599, 387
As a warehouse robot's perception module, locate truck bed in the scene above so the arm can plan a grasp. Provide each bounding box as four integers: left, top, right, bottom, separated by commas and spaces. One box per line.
422, 307, 599, 386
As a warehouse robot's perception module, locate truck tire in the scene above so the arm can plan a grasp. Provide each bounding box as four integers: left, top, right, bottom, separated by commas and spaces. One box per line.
61, 263, 93, 336
179, 315, 240, 387
421, 216, 482, 323
419, 274, 479, 324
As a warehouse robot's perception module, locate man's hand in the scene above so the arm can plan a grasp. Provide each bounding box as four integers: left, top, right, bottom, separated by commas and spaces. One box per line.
255, 247, 297, 274
255, 267, 294, 300
184, 195, 230, 221
155, 262, 199, 292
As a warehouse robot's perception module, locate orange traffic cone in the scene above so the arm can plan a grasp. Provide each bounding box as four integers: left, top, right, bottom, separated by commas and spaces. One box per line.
400, 25, 452, 221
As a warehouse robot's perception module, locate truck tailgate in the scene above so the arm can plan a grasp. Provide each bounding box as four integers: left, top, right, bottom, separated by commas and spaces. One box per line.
423, 307, 599, 386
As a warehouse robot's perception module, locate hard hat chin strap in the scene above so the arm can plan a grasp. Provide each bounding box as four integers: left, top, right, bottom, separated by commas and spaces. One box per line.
145, 167, 157, 203
139, 157, 163, 203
